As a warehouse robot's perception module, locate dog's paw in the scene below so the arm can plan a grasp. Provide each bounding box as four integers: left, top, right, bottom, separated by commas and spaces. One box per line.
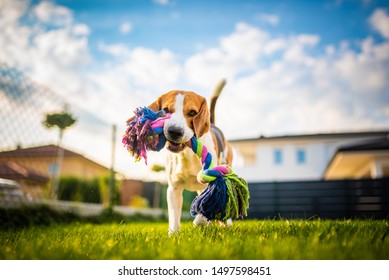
193, 214, 208, 227
168, 227, 180, 236
215, 218, 233, 227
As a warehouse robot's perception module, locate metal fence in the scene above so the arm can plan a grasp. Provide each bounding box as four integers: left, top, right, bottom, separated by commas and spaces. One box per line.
0, 61, 113, 151
0, 61, 117, 203
248, 178, 389, 219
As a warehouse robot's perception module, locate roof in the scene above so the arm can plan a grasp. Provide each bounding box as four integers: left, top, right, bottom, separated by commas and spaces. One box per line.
0, 144, 81, 158
337, 137, 389, 152
230, 130, 389, 143
0, 144, 110, 172
323, 137, 389, 179
0, 162, 49, 183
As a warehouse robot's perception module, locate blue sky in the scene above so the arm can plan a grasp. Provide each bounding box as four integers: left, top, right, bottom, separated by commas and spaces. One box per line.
1, 0, 389, 178
49, 0, 387, 59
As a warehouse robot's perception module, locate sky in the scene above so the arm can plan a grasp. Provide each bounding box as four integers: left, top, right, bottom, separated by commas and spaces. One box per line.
1, 0, 389, 179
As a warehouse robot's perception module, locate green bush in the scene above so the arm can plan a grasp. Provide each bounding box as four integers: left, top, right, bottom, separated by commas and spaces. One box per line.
58, 176, 102, 203
0, 205, 77, 229
0, 205, 166, 229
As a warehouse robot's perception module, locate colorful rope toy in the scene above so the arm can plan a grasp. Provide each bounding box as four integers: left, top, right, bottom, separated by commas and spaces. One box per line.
122, 107, 249, 222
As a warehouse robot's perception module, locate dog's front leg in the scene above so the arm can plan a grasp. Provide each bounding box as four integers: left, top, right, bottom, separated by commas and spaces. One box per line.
167, 185, 183, 235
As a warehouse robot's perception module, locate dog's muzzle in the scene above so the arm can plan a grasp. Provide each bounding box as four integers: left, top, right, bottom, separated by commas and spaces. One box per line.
166, 126, 187, 153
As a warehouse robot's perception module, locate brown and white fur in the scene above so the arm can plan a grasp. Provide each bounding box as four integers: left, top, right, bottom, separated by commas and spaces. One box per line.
129, 81, 233, 234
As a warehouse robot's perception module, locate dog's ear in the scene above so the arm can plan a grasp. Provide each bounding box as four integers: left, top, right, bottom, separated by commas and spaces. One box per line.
193, 97, 210, 138
147, 97, 162, 112
126, 97, 162, 124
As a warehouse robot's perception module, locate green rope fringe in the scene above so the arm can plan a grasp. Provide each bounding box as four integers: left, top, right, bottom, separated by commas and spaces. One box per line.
223, 173, 250, 221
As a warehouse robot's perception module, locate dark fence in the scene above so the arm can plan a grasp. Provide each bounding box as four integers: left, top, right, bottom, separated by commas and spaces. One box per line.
248, 178, 389, 219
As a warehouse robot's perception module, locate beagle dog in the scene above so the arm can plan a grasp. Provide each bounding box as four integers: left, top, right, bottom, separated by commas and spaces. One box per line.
132, 81, 233, 234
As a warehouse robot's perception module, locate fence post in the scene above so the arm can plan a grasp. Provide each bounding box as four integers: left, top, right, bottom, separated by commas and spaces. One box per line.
51, 130, 64, 200
273, 181, 280, 218
108, 124, 117, 207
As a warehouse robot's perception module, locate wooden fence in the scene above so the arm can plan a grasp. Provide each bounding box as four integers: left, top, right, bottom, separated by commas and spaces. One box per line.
247, 178, 389, 219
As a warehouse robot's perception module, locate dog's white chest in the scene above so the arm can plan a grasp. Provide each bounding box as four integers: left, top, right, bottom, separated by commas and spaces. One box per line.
166, 148, 204, 192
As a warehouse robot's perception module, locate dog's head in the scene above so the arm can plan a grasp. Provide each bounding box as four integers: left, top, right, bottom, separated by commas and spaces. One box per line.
128, 90, 210, 153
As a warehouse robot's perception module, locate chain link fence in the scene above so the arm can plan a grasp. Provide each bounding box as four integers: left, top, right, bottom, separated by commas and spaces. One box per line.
0, 60, 117, 206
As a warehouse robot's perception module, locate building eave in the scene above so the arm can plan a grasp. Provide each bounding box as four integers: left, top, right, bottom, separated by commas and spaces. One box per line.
323, 137, 389, 180
230, 130, 389, 143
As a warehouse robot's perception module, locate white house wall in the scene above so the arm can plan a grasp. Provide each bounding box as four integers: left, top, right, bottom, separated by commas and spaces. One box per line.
231, 133, 385, 182
236, 142, 329, 181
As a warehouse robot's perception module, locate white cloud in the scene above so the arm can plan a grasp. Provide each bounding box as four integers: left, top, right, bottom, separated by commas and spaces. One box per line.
32, 28, 89, 68
263, 38, 288, 55
120, 21, 132, 34
185, 23, 268, 89
331, 36, 389, 94
72, 24, 90, 36
283, 34, 320, 64
92, 44, 182, 120
32, 0, 73, 26
369, 8, 389, 39
0, 0, 90, 101
98, 42, 131, 57
153, 0, 169, 6
183, 22, 388, 139
0, 0, 29, 24
255, 13, 280, 26
0, 0, 32, 66
221, 23, 268, 63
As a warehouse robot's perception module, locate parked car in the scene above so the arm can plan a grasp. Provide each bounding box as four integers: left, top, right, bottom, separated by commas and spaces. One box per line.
0, 178, 24, 200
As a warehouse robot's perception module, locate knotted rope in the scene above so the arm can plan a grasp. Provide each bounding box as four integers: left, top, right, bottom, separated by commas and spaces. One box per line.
122, 107, 249, 222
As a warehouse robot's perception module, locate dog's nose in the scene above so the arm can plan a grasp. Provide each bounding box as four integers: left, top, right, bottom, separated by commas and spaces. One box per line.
167, 126, 184, 140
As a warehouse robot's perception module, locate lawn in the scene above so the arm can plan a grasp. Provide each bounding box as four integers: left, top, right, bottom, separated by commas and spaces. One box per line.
0, 220, 388, 260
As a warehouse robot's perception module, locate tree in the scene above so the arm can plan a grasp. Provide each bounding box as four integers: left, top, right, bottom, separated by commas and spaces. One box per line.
43, 111, 77, 132
43, 109, 76, 200
151, 164, 165, 173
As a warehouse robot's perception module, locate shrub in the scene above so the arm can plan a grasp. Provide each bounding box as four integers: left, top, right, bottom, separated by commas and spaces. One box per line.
0, 205, 77, 229
58, 176, 102, 203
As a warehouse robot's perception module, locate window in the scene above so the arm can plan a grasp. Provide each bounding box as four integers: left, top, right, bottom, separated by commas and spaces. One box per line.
296, 148, 306, 164
49, 162, 58, 175
274, 149, 282, 165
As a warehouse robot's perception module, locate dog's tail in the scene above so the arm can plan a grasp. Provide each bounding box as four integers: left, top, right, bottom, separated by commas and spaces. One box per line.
210, 79, 226, 125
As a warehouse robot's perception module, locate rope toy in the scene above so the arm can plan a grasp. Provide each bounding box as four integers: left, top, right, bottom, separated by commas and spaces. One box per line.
122, 107, 250, 222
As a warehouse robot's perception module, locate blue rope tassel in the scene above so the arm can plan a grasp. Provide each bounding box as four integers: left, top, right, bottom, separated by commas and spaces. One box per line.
190, 175, 227, 220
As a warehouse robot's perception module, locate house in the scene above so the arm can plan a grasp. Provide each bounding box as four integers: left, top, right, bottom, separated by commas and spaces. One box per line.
0, 144, 110, 179
230, 130, 389, 182
0, 144, 111, 198
324, 136, 389, 180
0, 162, 49, 198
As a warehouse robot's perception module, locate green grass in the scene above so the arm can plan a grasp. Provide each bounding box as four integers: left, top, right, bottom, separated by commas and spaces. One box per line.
0, 220, 388, 260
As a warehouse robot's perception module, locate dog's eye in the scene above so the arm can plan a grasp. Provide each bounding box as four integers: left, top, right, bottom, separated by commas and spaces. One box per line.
188, 110, 197, 117
163, 107, 170, 113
